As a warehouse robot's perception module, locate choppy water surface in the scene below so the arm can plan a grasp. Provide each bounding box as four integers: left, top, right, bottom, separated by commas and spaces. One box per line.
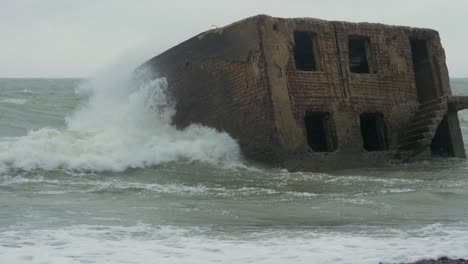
1, 78, 468, 264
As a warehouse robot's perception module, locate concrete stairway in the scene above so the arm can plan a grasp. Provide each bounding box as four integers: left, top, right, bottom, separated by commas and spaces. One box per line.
396, 96, 448, 161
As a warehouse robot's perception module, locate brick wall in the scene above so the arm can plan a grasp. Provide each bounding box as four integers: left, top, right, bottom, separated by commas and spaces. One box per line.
140, 16, 281, 162
139, 15, 452, 170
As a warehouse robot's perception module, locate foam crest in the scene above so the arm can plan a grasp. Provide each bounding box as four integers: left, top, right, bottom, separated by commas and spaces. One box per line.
1, 224, 467, 264
0, 71, 241, 172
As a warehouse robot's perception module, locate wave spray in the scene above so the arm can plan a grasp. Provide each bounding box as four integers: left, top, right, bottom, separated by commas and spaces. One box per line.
0, 65, 241, 172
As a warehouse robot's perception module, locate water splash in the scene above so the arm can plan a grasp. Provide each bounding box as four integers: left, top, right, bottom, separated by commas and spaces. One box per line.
0, 70, 241, 172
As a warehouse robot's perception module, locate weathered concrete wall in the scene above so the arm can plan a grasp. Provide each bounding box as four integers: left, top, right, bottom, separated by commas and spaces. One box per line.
140, 15, 460, 170
254, 16, 425, 168
140, 17, 282, 163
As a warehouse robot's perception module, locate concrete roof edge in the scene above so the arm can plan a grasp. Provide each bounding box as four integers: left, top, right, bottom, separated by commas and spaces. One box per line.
227, 14, 438, 34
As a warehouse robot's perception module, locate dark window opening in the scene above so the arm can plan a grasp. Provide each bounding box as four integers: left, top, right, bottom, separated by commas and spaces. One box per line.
348, 36, 373, 74
304, 112, 335, 152
360, 113, 388, 151
430, 116, 455, 157
410, 39, 437, 103
294, 31, 320, 71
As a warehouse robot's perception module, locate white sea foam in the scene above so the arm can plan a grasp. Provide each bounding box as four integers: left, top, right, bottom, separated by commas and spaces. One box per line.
0, 223, 467, 264
0, 69, 241, 172
0, 175, 319, 198
0, 175, 60, 186
90, 180, 319, 197
1, 98, 27, 105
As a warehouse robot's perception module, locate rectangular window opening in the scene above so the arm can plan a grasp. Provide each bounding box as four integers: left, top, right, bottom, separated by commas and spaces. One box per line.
360, 113, 388, 151
304, 112, 335, 152
410, 39, 437, 103
348, 36, 373, 74
294, 31, 320, 71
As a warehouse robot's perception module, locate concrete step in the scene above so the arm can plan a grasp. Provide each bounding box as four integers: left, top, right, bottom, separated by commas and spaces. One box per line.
404, 126, 434, 139
397, 149, 420, 161
398, 146, 429, 161
399, 138, 431, 151
414, 110, 445, 122
419, 97, 447, 109
395, 96, 448, 161
406, 117, 440, 131
400, 132, 432, 144
416, 103, 445, 115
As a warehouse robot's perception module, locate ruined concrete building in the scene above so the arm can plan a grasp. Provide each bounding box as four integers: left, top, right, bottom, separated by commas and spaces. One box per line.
140, 15, 468, 170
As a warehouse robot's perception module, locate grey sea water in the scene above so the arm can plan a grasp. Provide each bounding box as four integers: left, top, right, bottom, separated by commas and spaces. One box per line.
0, 78, 468, 264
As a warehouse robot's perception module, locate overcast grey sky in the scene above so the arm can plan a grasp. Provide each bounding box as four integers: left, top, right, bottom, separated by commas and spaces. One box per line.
0, 0, 467, 78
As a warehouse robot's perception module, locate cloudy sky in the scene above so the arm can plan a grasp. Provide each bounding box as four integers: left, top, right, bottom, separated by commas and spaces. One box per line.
0, 0, 467, 78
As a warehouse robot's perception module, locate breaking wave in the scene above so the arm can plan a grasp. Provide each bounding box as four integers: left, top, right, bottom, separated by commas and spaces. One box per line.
0, 69, 241, 172
1, 223, 468, 264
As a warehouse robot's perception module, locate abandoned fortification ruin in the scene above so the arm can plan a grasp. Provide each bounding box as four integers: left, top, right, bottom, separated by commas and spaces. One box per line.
140, 15, 468, 171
